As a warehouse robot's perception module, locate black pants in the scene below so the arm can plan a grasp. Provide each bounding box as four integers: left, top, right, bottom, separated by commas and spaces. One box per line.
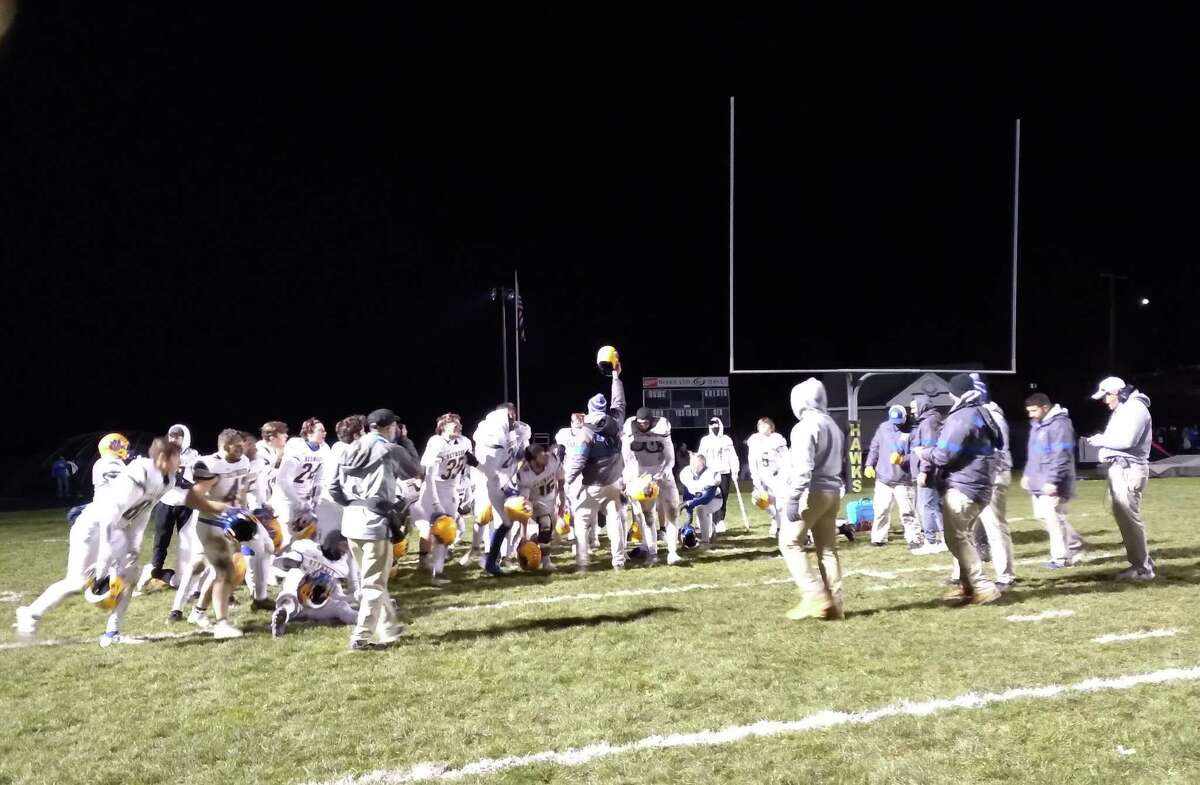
150, 502, 193, 574
715, 473, 733, 523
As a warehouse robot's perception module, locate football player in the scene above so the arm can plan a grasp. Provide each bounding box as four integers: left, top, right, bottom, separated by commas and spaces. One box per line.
138, 424, 200, 590
746, 417, 789, 537
255, 420, 289, 504
472, 405, 525, 575
316, 415, 366, 537
17, 437, 225, 645
511, 443, 567, 571
184, 428, 257, 638
411, 413, 473, 585
622, 407, 682, 566
269, 418, 327, 547
269, 531, 360, 637
678, 452, 723, 546
92, 433, 130, 491
554, 413, 586, 462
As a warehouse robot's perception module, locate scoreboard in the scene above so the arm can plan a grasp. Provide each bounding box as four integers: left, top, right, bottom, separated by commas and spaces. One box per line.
642, 376, 731, 430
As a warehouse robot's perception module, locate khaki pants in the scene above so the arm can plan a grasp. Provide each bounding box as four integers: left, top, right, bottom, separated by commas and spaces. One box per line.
869, 482, 918, 545
951, 472, 1016, 583
574, 483, 627, 568
1107, 462, 1153, 572
778, 489, 842, 605
347, 538, 400, 644
1032, 493, 1083, 563
943, 488, 995, 594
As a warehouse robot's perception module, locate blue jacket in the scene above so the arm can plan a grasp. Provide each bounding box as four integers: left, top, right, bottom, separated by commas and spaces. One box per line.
1024, 405, 1076, 499
927, 394, 1002, 505
908, 395, 942, 477
866, 421, 912, 487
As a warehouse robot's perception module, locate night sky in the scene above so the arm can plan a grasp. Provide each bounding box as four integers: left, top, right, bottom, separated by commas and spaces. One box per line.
1, 7, 1196, 491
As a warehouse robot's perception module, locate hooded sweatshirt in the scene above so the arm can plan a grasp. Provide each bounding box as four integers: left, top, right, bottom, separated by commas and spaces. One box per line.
927, 391, 1002, 504
330, 430, 424, 540
698, 419, 740, 476
786, 378, 845, 495
865, 420, 912, 487
1092, 390, 1153, 464
908, 395, 943, 477
564, 376, 626, 487
984, 401, 1012, 475
160, 423, 200, 507
1024, 404, 1076, 498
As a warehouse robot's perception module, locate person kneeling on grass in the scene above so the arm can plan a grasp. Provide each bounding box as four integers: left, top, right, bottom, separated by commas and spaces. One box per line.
270, 531, 360, 638
677, 453, 722, 547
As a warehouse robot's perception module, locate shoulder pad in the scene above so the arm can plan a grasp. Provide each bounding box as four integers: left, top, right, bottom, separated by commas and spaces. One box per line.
191, 460, 215, 481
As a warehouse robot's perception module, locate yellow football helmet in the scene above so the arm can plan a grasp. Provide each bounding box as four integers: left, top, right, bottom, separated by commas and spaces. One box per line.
517, 540, 542, 571
596, 345, 619, 376
229, 551, 247, 587
555, 513, 572, 537
503, 496, 533, 523
393, 539, 409, 560
628, 517, 642, 543
629, 474, 660, 503
477, 502, 493, 525
297, 574, 332, 609
98, 433, 130, 461
289, 512, 318, 541
430, 514, 458, 546
752, 490, 771, 510
260, 515, 283, 551
84, 574, 126, 611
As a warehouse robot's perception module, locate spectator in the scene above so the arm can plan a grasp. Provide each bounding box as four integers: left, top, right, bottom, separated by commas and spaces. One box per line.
51, 456, 72, 499
909, 394, 946, 553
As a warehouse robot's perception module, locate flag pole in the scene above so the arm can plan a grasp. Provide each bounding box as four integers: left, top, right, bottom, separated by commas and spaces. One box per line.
514, 269, 522, 420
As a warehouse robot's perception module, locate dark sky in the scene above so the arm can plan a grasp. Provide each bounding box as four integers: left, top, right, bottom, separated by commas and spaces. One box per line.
1, 6, 1196, 475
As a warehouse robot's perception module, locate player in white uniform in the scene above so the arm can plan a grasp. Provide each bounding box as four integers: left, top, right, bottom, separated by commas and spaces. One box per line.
510, 444, 567, 571
269, 427, 327, 546
622, 407, 683, 566
269, 531, 361, 637
411, 413, 473, 584
92, 433, 130, 492
180, 429, 257, 638
255, 420, 289, 507
17, 438, 224, 645
747, 417, 789, 537
678, 452, 723, 546
472, 405, 524, 576
317, 415, 365, 537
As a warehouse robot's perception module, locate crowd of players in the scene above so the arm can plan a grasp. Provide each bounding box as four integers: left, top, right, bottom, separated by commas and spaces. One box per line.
12, 354, 1156, 648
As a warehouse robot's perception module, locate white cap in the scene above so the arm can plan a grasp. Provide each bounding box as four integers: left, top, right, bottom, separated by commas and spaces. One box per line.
1091, 376, 1126, 400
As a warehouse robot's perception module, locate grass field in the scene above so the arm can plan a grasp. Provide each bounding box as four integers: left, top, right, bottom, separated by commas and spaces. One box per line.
2, 477, 1200, 785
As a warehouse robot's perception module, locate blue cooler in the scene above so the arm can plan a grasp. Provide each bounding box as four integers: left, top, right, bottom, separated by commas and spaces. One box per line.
845, 498, 874, 530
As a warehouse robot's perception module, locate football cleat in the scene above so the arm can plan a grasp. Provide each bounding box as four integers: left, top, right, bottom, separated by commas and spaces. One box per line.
517, 540, 543, 571
628, 475, 660, 503
596, 345, 619, 376
219, 508, 261, 542
288, 511, 318, 541
751, 490, 771, 510
270, 607, 289, 638
212, 620, 243, 639
430, 514, 458, 546
99, 632, 145, 647
98, 433, 130, 461
503, 496, 533, 523
84, 574, 126, 611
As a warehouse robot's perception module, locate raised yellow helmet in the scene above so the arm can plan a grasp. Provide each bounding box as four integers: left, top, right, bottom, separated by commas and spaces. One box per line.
751, 490, 771, 510
596, 345, 619, 376
517, 540, 542, 571
503, 496, 533, 522
98, 433, 130, 460
83, 574, 126, 611
629, 475, 660, 502
430, 514, 458, 546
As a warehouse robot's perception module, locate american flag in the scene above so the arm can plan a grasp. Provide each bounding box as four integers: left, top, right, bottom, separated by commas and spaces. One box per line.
515, 294, 526, 342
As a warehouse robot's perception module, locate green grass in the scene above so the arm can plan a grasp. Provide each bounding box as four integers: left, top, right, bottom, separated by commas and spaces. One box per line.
2, 477, 1200, 785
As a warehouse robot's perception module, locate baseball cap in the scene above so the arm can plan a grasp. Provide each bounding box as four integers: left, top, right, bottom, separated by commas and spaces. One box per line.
1091, 376, 1126, 400
367, 408, 398, 428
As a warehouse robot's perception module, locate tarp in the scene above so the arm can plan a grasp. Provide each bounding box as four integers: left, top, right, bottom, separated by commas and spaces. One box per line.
1148, 455, 1200, 478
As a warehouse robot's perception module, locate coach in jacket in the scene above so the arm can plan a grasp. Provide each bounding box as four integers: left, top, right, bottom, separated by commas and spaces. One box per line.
1022, 392, 1085, 568
865, 405, 918, 546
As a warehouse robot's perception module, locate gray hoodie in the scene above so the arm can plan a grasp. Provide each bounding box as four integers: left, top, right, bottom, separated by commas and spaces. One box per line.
329, 430, 423, 540
786, 378, 845, 495
1092, 390, 1153, 464
564, 377, 626, 487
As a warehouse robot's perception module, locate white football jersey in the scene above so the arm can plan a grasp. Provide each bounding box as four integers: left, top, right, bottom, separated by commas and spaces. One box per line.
278, 538, 353, 583
747, 432, 788, 486
678, 466, 721, 497
513, 452, 562, 517
92, 457, 178, 527
193, 452, 252, 523
91, 456, 126, 498
270, 438, 326, 511
622, 417, 674, 478
422, 433, 474, 485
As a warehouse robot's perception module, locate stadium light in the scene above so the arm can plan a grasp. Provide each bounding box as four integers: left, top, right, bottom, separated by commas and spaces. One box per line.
1139, 297, 1151, 306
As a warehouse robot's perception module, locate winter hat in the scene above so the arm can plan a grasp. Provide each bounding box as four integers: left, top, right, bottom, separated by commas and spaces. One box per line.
887, 405, 906, 424
588, 394, 608, 414
948, 374, 975, 398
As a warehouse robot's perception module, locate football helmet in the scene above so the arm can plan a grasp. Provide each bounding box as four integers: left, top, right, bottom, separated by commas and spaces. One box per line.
751, 490, 771, 510
554, 513, 572, 537
393, 539, 409, 560
98, 433, 130, 461
288, 511, 318, 541
680, 525, 699, 550
257, 512, 283, 551
297, 574, 332, 609
628, 474, 660, 503
477, 502, 493, 525
229, 551, 248, 587
430, 514, 458, 546
596, 345, 619, 376
219, 508, 260, 542
84, 573, 126, 611
517, 540, 542, 571
628, 517, 642, 543
503, 496, 533, 523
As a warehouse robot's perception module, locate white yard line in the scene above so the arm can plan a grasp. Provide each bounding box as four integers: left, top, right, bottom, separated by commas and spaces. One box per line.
1007, 609, 1075, 623
0, 629, 204, 651
0, 591, 22, 603
1092, 629, 1183, 645
302, 663, 1200, 785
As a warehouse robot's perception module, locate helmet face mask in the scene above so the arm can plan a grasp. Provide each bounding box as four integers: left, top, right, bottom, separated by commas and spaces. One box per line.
517, 540, 542, 571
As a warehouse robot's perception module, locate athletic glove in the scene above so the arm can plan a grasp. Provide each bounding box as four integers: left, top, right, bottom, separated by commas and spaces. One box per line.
864, 466, 876, 480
